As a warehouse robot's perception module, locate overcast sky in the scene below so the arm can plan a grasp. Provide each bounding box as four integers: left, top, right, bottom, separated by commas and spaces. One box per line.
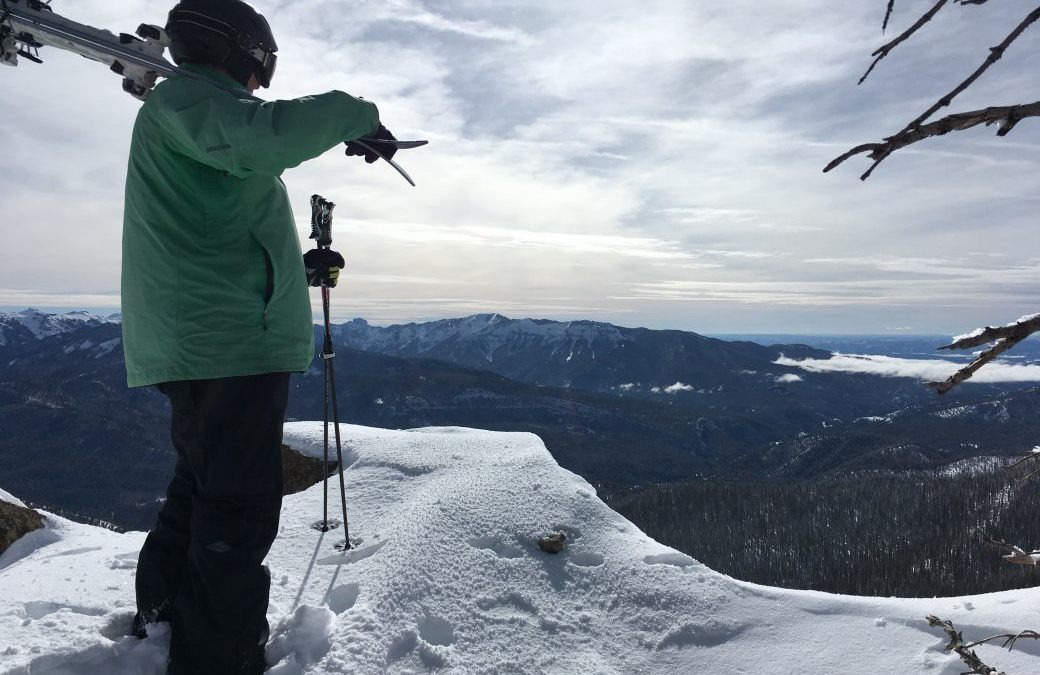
2, 0, 1038, 333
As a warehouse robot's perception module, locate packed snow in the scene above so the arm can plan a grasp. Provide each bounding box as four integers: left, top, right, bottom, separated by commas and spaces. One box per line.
0, 488, 25, 508
2, 423, 1039, 674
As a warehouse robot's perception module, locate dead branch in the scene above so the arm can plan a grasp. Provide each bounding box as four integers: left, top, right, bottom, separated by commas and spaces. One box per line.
829, 5, 1040, 179
966, 630, 1040, 651
928, 338, 1016, 395
824, 101, 1040, 174
984, 536, 1040, 567
940, 315, 1040, 351
882, 0, 896, 32
1007, 450, 1040, 487
924, 314, 1040, 394
866, 0, 996, 83
927, 615, 1007, 674
862, 0, 949, 85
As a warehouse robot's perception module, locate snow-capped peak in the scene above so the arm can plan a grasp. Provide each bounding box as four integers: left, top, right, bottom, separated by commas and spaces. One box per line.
0, 308, 118, 344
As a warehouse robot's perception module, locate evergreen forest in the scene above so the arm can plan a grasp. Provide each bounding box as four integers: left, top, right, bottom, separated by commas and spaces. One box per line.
607, 472, 1040, 597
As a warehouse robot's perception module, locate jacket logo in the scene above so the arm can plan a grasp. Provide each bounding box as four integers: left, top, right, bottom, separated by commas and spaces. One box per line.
206, 143, 232, 153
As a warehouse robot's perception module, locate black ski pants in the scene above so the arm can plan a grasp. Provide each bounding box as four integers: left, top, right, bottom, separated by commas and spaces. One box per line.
136, 372, 289, 675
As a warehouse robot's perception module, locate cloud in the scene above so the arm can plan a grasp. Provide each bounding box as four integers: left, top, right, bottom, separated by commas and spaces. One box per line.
662, 382, 695, 394
1, 1, 1037, 331
775, 374, 803, 384
775, 353, 1040, 384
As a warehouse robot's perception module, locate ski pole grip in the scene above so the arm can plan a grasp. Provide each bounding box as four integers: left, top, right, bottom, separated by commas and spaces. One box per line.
309, 194, 335, 247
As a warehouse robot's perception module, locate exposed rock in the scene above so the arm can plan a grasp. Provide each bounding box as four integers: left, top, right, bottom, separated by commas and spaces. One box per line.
282, 444, 336, 496
0, 499, 44, 556
538, 532, 567, 554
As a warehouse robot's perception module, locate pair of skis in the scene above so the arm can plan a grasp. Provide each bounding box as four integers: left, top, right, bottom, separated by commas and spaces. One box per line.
0, 0, 427, 185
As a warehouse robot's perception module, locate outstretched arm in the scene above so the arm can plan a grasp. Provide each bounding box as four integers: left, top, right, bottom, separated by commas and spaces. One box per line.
160, 89, 380, 178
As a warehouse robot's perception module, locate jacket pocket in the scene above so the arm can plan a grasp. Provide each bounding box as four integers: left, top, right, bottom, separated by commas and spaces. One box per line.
252, 235, 275, 331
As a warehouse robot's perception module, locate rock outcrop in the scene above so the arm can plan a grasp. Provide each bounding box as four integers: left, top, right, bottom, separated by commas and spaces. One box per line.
0, 499, 44, 556
282, 444, 335, 496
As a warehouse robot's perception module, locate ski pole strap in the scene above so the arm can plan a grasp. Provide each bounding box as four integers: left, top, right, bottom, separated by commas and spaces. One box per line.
310, 194, 335, 247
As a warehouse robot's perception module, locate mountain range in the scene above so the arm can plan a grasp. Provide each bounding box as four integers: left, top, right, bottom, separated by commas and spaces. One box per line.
1, 309, 1035, 529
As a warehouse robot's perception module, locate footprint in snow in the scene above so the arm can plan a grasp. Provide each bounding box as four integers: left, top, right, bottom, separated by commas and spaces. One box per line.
467, 536, 524, 559
325, 582, 360, 614
657, 620, 745, 650
265, 605, 336, 672
385, 629, 418, 665
568, 551, 605, 568
418, 612, 454, 647
99, 611, 136, 640
476, 593, 539, 623
22, 601, 107, 620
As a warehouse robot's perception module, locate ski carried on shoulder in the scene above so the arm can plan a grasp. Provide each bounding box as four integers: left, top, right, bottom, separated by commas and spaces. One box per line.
2, 0, 197, 100
0, 0, 427, 185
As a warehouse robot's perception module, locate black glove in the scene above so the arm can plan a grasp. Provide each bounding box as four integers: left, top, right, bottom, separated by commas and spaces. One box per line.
345, 124, 398, 164
303, 248, 346, 288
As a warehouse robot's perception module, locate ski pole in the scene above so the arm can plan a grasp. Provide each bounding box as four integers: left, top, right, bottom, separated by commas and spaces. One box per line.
308, 194, 352, 550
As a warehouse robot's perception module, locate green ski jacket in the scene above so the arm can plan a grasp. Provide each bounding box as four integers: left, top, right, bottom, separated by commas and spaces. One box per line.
121, 64, 379, 387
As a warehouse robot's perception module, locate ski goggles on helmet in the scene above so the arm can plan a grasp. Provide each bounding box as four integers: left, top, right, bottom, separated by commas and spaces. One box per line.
167, 8, 278, 88
242, 39, 277, 88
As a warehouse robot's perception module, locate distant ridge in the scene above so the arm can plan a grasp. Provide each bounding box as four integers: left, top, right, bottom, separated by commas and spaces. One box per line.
0, 308, 120, 347
330, 313, 829, 394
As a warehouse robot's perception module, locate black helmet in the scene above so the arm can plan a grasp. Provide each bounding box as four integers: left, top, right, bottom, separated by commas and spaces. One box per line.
166, 0, 278, 88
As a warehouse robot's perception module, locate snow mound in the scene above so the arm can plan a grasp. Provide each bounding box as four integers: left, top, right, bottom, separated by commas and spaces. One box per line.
0, 488, 26, 508
2, 424, 1039, 674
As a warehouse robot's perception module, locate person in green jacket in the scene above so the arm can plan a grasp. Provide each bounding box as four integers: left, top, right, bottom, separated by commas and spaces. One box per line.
123, 1, 395, 672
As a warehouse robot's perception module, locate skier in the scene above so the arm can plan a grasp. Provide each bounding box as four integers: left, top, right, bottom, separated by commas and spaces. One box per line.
122, 1, 394, 672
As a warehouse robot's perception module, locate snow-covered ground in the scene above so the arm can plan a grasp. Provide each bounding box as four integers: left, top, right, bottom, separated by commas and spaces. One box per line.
2, 423, 1038, 674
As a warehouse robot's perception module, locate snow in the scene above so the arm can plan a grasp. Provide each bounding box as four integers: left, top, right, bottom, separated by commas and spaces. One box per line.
952, 313, 1040, 343
952, 327, 987, 343
937, 456, 1010, 478
775, 374, 803, 383
2, 423, 1040, 674
0, 488, 26, 508
933, 401, 1010, 423
92, 338, 121, 359
0, 309, 119, 343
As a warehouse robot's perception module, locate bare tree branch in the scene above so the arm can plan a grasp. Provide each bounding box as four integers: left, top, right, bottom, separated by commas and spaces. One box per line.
1008, 450, 1040, 487
924, 314, 1040, 394
965, 630, 1040, 651
862, 0, 949, 85
881, 0, 898, 32
882, 0, 896, 32
984, 536, 1040, 566
866, 0, 996, 83
929, 338, 1016, 395
823, 101, 1040, 175
927, 615, 1007, 674
940, 314, 1040, 351
830, 5, 1040, 179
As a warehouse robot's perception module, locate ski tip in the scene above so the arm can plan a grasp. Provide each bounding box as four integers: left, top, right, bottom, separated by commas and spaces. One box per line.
394, 140, 429, 150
